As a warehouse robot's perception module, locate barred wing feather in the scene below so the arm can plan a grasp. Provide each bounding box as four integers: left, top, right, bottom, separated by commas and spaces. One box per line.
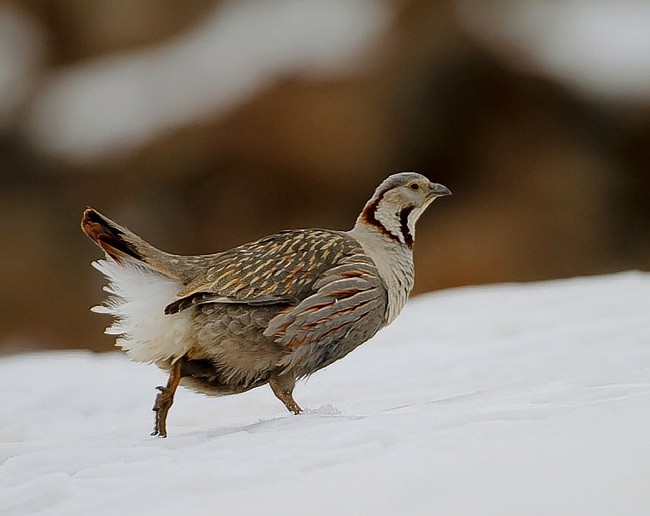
164, 229, 378, 316
263, 252, 387, 350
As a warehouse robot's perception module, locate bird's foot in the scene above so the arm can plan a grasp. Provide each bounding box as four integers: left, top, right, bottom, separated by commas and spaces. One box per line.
287, 400, 303, 415
150, 359, 184, 438
269, 374, 302, 415
151, 385, 174, 437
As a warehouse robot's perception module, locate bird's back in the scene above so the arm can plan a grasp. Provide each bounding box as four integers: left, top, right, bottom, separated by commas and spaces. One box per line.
167, 228, 370, 310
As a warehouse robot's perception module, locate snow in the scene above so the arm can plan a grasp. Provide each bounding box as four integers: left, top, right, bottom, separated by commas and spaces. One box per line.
458, 0, 650, 104
2, 271, 649, 515
26, 0, 391, 163
0, 5, 44, 126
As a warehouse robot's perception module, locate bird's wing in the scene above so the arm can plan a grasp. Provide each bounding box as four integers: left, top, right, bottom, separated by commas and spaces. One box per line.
262, 250, 387, 351
164, 229, 365, 314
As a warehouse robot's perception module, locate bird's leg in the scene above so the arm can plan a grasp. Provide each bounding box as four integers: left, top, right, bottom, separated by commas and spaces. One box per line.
152, 358, 184, 437
269, 373, 302, 415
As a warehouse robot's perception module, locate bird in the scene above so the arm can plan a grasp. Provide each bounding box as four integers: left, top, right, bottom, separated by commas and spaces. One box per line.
81, 172, 451, 437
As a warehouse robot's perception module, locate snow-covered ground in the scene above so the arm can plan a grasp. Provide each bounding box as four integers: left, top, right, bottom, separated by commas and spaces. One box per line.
1, 271, 649, 515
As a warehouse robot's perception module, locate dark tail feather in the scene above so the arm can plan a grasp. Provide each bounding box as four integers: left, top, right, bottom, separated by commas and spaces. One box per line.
81, 208, 144, 262
81, 207, 179, 279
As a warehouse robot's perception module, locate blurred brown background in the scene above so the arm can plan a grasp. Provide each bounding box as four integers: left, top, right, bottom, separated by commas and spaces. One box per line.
1, 0, 648, 354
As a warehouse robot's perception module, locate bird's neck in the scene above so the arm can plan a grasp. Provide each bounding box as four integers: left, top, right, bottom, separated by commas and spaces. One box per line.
354, 193, 416, 249
349, 201, 416, 325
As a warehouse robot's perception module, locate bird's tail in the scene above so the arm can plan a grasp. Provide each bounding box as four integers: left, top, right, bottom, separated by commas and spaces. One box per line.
81, 208, 179, 280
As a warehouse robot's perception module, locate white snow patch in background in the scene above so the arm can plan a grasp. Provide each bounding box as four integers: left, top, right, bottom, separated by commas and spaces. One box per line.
1, 272, 649, 515
26, 0, 392, 163
458, 0, 650, 104
0, 5, 45, 127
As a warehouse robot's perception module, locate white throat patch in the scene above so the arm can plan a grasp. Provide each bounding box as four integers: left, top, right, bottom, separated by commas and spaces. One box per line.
373, 199, 407, 245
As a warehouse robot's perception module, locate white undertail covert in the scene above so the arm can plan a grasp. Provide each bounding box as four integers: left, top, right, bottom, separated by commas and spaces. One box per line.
92, 258, 192, 364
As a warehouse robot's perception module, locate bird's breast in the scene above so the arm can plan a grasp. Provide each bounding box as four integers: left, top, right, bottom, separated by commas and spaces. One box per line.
346, 228, 414, 326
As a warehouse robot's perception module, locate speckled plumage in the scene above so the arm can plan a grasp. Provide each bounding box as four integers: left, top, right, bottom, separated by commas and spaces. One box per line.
82, 172, 450, 436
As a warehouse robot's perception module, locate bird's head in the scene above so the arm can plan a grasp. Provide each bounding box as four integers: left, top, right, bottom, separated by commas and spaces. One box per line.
355, 172, 451, 248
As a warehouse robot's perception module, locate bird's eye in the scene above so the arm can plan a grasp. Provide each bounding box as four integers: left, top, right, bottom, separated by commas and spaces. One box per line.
410, 183, 419, 190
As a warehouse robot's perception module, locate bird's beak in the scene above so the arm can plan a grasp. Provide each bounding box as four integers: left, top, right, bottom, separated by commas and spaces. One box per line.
428, 183, 452, 197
